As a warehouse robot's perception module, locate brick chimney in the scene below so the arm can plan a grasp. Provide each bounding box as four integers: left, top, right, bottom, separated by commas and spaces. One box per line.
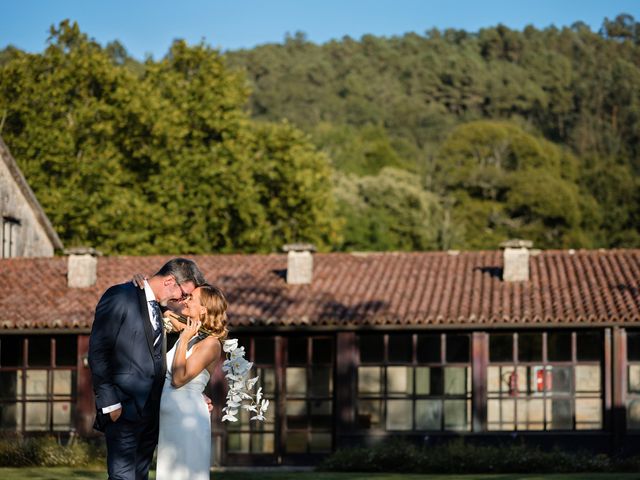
500, 239, 533, 282
66, 247, 101, 288
283, 243, 316, 285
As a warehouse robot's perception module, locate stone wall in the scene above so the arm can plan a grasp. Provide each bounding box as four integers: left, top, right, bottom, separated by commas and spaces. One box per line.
0, 145, 58, 257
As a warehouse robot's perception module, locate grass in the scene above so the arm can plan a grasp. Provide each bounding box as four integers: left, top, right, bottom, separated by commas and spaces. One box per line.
0, 469, 639, 480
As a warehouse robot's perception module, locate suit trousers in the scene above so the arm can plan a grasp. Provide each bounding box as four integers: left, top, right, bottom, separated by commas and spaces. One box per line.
104, 409, 159, 480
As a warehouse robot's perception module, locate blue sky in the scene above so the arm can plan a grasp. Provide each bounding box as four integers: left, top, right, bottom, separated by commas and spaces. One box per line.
2, 0, 638, 59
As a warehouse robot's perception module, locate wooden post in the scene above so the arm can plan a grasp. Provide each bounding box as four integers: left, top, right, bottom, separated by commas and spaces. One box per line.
75, 335, 95, 436
472, 332, 488, 432
611, 327, 627, 454
335, 332, 357, 445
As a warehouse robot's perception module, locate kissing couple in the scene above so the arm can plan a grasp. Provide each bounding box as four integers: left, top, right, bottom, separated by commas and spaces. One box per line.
89, 258, 227, 480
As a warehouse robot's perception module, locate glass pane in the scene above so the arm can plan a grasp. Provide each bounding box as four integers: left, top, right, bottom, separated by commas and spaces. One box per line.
387, 366, 412, 395
28, 337, 50, 366
286, 368, 307, 396
575, 399, 602, 430
25, 370, 48, 399
627, 399, 640, 429
310, 400, 332, 428
52, 401, 72, 430
444, 400, 469, 430
415, 399, 441, 430
548, 332, 572, 361
53, 370, 73, 397
54, 336, 77, 366
254, 337, 275, 364
357, 400, 382, 429
417, 334, 440, 363
358, 366, 382, 394
309, 433, 332, 452
548, 398, 572, 430
489, 334, 513, 363
415, 367, 430, 395
286, 432, 307, 453
518, 333, 542, 362
359, 334, 384, 363
25, 402, 48, 431
446, 334, 469, 363
258, 367, 276, 395
577, 332, 601, 361
628, 332, 640, 362
287, 337, 307, 365
550, 366, 572, 393
286, 400, 307, 429
487, 366, 501, 394
388, 334, 412, 362
386, 399, 412, 430
1, 337, 23, 366
444, 367, 468, 395
629, 365, 640, 394
0, 372, 19, 400
312, 338, 333, 364
251, 433, 274, 453
227, 433, 250, 453
488, 398, 515, 429
429, 367, 444, 395
516, 399, 544, 430
310, 367, 332, 396
0, 403, 20, 429
576, 365, 600, 393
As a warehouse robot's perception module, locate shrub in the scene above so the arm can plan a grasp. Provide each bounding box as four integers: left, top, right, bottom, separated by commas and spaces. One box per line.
317, 438, 632, 474
0, 434, 105, 467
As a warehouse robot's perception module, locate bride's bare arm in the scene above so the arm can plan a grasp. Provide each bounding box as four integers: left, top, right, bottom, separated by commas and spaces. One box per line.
171, 319, 221, 388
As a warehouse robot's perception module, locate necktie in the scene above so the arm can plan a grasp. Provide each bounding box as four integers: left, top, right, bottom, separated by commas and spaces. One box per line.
149, 300, 163, 346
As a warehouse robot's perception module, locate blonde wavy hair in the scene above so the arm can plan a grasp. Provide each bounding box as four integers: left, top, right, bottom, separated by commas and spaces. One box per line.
197, 283, 229, 341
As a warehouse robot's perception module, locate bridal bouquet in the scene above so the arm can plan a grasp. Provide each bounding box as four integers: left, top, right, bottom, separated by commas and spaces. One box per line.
220, 338, 269, 422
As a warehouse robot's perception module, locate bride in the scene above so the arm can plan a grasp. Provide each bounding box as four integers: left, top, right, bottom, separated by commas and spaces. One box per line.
156, 283, 228, 480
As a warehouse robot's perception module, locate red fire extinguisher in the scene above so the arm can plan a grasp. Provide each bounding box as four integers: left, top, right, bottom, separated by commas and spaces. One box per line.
536, 367, 551, 392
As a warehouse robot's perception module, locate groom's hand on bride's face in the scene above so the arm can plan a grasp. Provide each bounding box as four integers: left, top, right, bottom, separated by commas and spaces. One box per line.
109, 408, 122, 422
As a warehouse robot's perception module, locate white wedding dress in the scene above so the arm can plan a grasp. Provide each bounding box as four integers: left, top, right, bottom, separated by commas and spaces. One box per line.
156, 339, 211, 480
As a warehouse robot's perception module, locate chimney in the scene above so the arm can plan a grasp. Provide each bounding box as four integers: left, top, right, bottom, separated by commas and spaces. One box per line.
283, 243, 316, 285
500, 239, 533, 282
66, 247, 101, 288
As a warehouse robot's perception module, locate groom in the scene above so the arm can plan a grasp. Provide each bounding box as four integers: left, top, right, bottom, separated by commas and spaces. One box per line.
89, 258, 205, 480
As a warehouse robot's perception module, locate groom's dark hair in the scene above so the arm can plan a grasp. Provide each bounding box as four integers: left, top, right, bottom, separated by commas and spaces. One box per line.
154, 258, 206, 286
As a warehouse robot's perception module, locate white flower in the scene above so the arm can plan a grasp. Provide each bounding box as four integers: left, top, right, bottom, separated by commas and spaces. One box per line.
221, 338, 269, 423
223, 338, 238, 353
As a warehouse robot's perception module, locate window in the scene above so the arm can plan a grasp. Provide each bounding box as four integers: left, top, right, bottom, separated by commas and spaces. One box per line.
226, 336, 276, 454
284, 336, 333, 454
1, 217, 20, 258
487, 331, 602, 431
357, 333, 471, 432
0, 335, 77, 432
627, 330, 640, 429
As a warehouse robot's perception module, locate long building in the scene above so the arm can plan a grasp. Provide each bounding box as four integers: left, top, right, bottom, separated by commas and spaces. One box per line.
0, 245, 639, 465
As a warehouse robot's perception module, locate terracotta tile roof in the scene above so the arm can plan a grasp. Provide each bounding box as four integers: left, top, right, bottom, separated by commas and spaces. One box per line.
1, 250, 639, 331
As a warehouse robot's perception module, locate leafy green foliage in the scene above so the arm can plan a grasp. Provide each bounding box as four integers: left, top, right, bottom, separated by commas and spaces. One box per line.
0, 22, 338, 254
228, 16, 640, 250
2, 16, 640, 253
318, 438, 640, 474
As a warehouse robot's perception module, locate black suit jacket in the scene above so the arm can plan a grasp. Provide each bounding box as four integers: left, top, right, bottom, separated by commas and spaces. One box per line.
88, 282, 166, 428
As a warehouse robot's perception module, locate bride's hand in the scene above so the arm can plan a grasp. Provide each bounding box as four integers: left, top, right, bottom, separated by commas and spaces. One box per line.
131, 273, 147, 289
180, 316, 201, 341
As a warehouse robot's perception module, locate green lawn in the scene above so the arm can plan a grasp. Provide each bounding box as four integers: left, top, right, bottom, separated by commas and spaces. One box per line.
0, 469, 639, 480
